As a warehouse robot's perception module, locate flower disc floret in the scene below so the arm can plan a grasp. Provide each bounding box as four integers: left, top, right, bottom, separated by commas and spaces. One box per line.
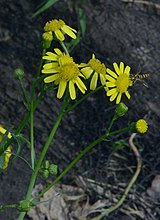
79, 54, 107, 90
105, 62, 132, 104
44, 19, 77, 41
136, 119, 148, 134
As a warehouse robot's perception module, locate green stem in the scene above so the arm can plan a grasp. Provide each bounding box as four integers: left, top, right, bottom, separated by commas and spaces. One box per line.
65, 85, 105, 114
18, 97, 69, 220
19, 79, 29, 107
30, 100, 35, 169
91, 133, 142, 220
60, 41, 69, 55
0, 204, 18, 212
32, 126, 130, 203
36, 49, 46, 78
0, 78, 45, 156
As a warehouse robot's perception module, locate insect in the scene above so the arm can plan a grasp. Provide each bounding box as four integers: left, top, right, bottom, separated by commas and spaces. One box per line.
130, 73, 150, 86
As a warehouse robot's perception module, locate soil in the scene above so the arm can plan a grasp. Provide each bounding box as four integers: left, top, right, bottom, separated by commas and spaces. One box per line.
0, 0, 160, 219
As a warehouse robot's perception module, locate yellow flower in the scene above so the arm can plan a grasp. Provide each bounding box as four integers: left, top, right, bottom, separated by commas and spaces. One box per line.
136, 119, 148, 134
106, 62, 132, 104
79, 54, 107, 90
0, 125, 12, 170
44, 19, 77, 41
42, 56, 87, 100
42, 48, 73, 69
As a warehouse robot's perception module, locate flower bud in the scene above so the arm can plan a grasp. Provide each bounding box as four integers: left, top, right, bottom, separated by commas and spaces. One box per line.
14, 67, 25, 80
49, 164, 58, 175
44, 160, 50, 169
41, 169, 49, 179
17, 200, 30, 212
115, 102, 128, 118
42, 31, 53, 49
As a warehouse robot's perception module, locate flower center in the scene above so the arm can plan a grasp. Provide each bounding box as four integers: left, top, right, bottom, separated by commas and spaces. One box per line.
59, 54, 73, 66
88, 58, 106, 75
116, 74, 130, 93
44, 19, 65, 32
60, 63, 79, 81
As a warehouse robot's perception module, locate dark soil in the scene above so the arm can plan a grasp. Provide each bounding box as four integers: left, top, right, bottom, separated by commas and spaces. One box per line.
0, 0, 160, 219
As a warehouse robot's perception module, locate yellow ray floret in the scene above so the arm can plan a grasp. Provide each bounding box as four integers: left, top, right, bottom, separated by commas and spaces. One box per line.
105, 62, 132, 104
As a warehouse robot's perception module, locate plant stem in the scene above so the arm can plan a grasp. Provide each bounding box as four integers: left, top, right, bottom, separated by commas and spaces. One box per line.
91, 133, 142, 220
65, 85, 105, 114
60, 41, 69, 55
36, 49, 46, 78
18, 97, 69, 220
32, 126, 130, 203
0, 77, 45, 156
30, 100, 35, 169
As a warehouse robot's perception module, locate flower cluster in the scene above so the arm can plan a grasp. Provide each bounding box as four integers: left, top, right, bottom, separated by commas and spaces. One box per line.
42, 19, 147, 106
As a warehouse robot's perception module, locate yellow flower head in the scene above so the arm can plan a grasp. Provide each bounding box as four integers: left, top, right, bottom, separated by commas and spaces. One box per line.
0, 125, 12, 170
136, 119, 148, 134
106, 62, 132, 104
79, 54, 107, 90
44, 19, 77, 41
42, 52, 87, 100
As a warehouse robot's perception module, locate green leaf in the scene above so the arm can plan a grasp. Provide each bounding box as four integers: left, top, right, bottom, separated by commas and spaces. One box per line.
33, 0, 59, 17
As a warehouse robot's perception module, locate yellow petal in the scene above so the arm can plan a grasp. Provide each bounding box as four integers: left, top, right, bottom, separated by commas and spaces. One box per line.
90, 72, 98, 90
43, 52, 58, 61
42, 68, 59, 74
57, 80, 67, 98
79, 63, 88, 68
116, 93, 122, 104
61, 25, 77, 39
125, 91, 131, 99
0, 125, 12, 139
106, 74, 116, 83
43, 63, 58, 69
113, 62, 121, 75
63, 24, 77, 33
55, 29, 65, 41
54, 48, 63, 55
124, 65, 131, 76
107, 68, 118, 78
106, 82, 116, 87
81, 67, 93, 79
119, 62, 124, 74
44, 74, 60, 83
69, 81, 76, 99
100, 74, 107, 85
75, 77, 87, 93
110, 92, 118, 101
107, 88, 117, 96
